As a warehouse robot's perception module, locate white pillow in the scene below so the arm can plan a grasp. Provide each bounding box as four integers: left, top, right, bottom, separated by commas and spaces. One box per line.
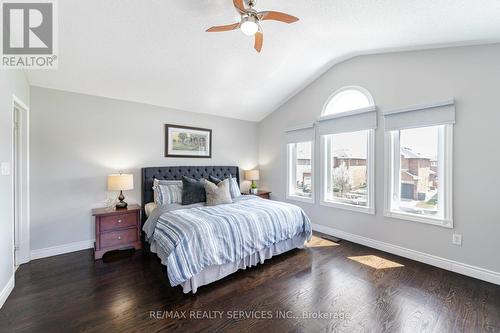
204, 179, 232, 206
152, 179, 182, 205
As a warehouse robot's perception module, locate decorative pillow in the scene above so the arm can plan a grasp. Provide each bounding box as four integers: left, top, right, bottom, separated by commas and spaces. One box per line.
181, 176, 206, 205
228, 175, 242, 198
209, 175, 241, 199
209, 175, 222, 184
204, 179, 232, 206
152, 179, 182, 205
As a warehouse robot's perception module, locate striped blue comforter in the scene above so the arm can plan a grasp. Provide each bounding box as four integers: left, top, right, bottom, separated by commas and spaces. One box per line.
148, 197, 312, 286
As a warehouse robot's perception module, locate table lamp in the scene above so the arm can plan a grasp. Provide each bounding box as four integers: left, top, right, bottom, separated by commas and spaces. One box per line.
108, 173, 134, 209
245, 169, 260, 194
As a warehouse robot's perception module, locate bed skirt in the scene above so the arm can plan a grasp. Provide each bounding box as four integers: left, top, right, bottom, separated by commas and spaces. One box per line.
148, 232, 308, 294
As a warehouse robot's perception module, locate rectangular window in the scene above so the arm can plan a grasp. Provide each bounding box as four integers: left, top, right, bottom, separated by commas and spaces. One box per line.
386, 124, 452, 227
287, 141, 313, 202
321, 130, 374, 213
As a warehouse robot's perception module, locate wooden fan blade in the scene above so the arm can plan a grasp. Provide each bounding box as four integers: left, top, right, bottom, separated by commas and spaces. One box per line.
206, 23, 240, 32
254, 31, 263, 53
233, 0, 246, 14
258, 11, 299, 24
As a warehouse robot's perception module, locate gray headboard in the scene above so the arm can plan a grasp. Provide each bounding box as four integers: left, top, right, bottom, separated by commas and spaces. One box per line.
141, 166, 240, 206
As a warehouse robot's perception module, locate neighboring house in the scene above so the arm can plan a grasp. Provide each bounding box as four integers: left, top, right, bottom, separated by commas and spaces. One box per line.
333, 149, 367, 188
301, 172, 312, 191
400, 147, 435, 200
429, 159, 438, 189
296, 143, 312, 193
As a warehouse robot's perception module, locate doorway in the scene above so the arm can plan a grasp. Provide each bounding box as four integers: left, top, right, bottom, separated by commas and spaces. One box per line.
12, 96, 30, 266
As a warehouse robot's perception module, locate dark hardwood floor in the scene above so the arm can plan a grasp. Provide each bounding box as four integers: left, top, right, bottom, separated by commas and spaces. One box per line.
1, 235, 499, 333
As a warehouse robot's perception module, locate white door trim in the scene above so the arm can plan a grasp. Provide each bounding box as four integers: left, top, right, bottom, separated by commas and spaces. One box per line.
11, 94, 30, 266
0, 275, 15, 309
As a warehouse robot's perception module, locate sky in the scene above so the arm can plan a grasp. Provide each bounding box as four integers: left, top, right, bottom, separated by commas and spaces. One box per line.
400, 126, 439, 159
331, 130, 368, 158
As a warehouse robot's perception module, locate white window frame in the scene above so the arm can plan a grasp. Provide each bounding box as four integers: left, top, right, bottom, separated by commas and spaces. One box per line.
286, 141, 315, 204
384, 125, 453, 228
320, 129, 375, 214
322, 85, 375, 117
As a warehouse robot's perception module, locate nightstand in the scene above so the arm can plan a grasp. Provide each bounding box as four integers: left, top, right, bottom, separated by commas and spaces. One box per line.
92, 204, 142, 260
243, 191, 272, 199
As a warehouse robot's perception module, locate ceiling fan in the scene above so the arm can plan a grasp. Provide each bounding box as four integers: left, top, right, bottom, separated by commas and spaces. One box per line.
206, 0, 299, 53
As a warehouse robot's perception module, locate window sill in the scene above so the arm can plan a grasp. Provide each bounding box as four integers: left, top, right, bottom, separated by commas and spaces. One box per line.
286, 195, 314, 204
384, 210, 453, 228
320, 200, 375, 214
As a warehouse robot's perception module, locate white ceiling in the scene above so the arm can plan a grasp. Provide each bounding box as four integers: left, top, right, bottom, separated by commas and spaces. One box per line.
26, 0, 500, 121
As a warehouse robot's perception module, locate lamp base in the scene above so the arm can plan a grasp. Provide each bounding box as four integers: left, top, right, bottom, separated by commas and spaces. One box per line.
115, 201, 128, 209
115, 190, 128, 209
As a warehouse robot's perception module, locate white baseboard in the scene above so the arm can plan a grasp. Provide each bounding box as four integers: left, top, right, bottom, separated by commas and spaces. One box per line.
30, 240, 94, 260
0, 275, 15, 309
312, 223, 500, 285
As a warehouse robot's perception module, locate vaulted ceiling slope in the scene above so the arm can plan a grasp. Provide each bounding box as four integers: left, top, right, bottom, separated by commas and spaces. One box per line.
26, 0, 500, 121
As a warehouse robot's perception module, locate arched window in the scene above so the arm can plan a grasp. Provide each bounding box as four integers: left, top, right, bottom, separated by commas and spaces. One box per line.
322, 86, 374, 117
318, 85, 377, 214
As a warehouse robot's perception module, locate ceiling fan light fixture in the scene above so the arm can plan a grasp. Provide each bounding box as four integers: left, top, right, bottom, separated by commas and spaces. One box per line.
206, 1, 299, 52
240, 16, 259, 36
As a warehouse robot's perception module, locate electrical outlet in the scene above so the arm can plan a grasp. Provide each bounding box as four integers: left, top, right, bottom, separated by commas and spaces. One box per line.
452, 234, 462, 246
1, 162, 10, 176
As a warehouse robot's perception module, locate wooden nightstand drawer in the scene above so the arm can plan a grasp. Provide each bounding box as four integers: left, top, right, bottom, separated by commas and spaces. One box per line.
100, 213, 136, 232
100, 228, 137, 249
92, 204, 142, 260
256, 191, 271, 199
242, 191, 271, 199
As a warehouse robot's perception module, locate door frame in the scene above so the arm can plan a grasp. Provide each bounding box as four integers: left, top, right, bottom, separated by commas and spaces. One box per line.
11, 94, 30, 266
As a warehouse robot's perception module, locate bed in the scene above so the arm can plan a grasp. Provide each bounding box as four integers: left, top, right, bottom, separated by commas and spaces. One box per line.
141, 166, 312, 293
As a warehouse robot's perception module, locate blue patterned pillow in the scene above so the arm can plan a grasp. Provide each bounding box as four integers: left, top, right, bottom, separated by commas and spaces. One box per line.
152, 179, 183, 205
229, 176, 241, 198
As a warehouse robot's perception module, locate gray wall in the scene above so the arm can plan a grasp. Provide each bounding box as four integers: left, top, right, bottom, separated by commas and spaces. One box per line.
0, 71, 30, 298
30, 87, 258, 250
258, 44, 500, 272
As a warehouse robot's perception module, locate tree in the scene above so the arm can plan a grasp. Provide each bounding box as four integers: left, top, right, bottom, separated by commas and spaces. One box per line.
332, 164, 352, 196
178, 132, 187, 144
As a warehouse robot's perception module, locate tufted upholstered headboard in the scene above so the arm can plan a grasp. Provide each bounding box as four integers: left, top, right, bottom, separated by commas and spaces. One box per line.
141, 166, 240, 206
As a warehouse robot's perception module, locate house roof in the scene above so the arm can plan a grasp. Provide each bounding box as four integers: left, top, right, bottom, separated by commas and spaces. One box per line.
334, 149, 365, 160
401, 147, 430, 160
404, 171, 419, 180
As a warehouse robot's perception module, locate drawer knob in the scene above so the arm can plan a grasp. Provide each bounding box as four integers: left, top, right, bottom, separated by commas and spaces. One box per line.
117, 219, 122, 223
117, 236, 122, 240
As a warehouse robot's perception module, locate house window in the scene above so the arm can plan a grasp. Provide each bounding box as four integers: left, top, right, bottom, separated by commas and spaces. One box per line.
323, 130, 373, 208
323, 86, 375, 117
386, 125, 452, 226
383, 100, 455, 227
287, 141, 314, 202
319, 86, 376, 213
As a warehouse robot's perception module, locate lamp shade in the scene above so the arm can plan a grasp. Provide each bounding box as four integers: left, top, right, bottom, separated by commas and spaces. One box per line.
107, 174, 134, 191
245, 169, 260, 181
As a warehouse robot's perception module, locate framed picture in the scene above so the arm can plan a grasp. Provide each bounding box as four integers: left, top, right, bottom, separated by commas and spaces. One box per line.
165, 124, 212, 158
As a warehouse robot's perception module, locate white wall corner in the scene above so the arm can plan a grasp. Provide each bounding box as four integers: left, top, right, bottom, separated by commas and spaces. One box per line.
30, 240, 95, 260
312, 223, 500, 286
0, 275, 15, 309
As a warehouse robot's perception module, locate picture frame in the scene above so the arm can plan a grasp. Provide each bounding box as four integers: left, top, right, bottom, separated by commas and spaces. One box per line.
165, 124, 212, 158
